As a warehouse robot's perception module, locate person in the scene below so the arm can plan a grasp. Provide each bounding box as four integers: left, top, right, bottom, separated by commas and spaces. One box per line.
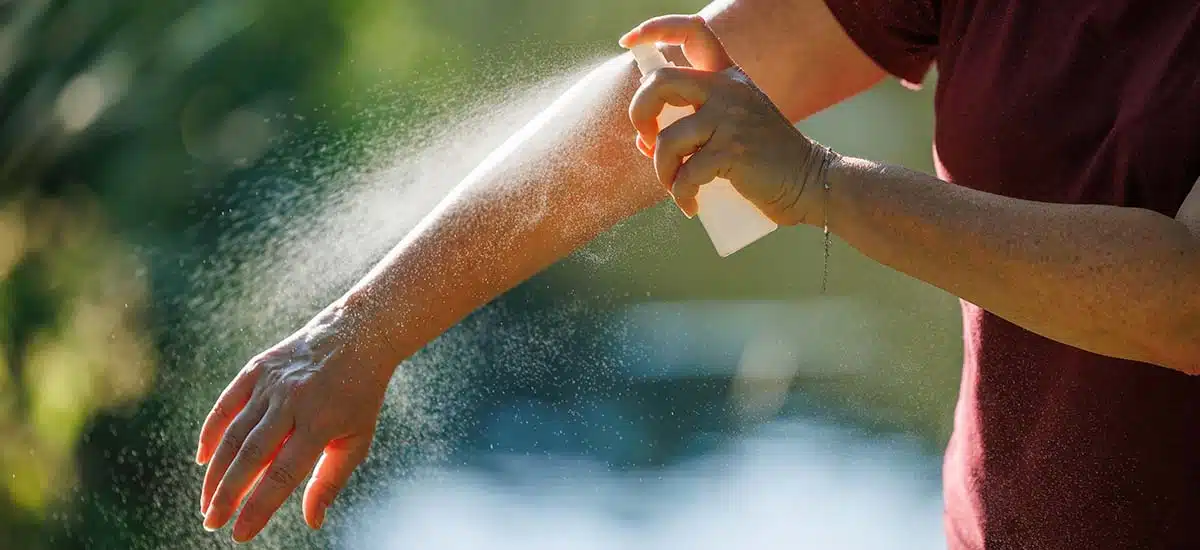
194, 0, 1200, 547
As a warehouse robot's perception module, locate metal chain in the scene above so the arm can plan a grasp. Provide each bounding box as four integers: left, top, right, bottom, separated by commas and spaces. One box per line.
819, 148, 836, 295
821, 223, 831, 293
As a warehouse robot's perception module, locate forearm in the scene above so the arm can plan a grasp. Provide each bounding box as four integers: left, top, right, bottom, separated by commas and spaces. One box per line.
829, 157, 1200, 371
337, 58, 664, 370
319, 0, 888, 376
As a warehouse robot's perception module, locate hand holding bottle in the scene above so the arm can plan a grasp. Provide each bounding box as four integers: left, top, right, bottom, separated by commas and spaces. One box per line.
620, 14, 837, 227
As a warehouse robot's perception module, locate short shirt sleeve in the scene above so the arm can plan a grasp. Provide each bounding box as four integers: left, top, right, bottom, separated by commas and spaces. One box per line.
823, 0, 940, 88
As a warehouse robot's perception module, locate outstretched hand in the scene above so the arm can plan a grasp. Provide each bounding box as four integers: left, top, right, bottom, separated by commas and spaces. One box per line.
620, 14, 836, 226
196, 303, 391, 542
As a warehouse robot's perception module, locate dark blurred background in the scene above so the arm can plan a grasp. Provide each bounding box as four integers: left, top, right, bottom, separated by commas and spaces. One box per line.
0, 1, 961, 548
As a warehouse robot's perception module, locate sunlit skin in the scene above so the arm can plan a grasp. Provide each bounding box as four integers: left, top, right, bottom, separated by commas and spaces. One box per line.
196, 306, 386, 538
195, 0, 890, 538
623, 21, 831, 225
619, 15, 1200, 371
197, 1, 1200, 543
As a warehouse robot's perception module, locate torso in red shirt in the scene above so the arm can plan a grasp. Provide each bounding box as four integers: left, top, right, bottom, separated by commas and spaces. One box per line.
824, 1, 1200, 547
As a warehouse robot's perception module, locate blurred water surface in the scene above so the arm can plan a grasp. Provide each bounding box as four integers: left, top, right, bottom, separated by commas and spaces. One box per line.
347, 417, 944, 550
325, 298, 948, 550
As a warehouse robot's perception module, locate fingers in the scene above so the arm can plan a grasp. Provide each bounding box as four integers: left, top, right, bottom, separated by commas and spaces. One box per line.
197, 362, 261, 465
671, 146, 735, 217
635, 134, 652, 157
302, 436, 371, 530
201, 397, 268, 515
653, 108, 722, 214
619, 14, 734, 72
231, 435, 324, 542
628, 66, 714, 147
203, 405, 292, 531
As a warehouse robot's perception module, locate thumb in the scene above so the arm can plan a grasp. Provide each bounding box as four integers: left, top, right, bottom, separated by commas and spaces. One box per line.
619, 14, 734, 72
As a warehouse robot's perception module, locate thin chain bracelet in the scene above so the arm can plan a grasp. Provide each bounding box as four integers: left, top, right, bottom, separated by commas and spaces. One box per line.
816, 146, 839, 295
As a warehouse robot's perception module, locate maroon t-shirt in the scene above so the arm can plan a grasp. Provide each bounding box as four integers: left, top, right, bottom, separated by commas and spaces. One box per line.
823, 1, 1200, 548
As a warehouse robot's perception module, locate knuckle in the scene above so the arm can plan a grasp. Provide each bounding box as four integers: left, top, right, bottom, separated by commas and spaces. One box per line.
242, 359, 262, 376
645, 67, 676, 89
242, 358, 267, 379
239, 440, 264, 461
219, 431, 245, 452
210, 403, 232, 423
261, 367, 284, 388
314, 481, 342, 506
661, 124, 706, 157
267, 466, 298, 487
630, 102, 651, 127
643, 67, 664, 86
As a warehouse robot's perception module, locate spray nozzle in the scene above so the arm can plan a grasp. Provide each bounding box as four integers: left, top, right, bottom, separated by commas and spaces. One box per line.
629, 43, 672, 76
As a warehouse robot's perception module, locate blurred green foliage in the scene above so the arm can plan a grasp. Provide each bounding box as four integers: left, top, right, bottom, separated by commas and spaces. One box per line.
0, 0, 697, 542
0, 0, 958, 547
0, 0, 346, 540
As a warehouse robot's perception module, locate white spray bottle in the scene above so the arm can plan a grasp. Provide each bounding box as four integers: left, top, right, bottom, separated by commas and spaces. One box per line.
629, 43, 778, 257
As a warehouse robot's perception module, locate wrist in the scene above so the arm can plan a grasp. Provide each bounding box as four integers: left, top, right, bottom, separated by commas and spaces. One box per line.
805, 148, 864, 294
823, 154, 871, 235
325, 290, 411, 383
783, 141, 842, 227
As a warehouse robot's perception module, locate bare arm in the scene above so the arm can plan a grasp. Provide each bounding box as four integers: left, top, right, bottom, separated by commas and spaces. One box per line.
340, 58, 661, 368
830, 158, 1200, 372
620, 15, 1200, 376
342, 0, 885, 370
196, 1, 889, 541
703, 0, 885, 120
